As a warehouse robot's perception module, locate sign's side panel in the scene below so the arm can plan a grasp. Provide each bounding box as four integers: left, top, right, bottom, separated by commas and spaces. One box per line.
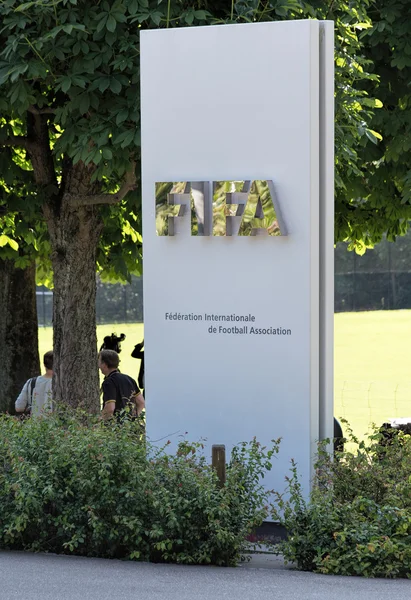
309, 21, 320, 474
319, 21, 335, 444
141, 20, 321, 496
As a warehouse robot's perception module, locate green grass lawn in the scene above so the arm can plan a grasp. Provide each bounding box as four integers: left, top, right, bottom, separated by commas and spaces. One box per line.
38, 311, 411, 441
334, 310, 411, 440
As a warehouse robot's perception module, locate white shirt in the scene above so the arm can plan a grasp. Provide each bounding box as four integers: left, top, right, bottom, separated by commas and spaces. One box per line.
15, 376, 53, 416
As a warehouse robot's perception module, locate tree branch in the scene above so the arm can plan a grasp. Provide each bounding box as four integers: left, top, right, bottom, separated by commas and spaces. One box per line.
28, 105, 56, 115
67, 163, 137, 208
0, 136, 31, 149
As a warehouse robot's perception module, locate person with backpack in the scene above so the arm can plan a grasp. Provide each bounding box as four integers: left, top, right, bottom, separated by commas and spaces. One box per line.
98, 349, 145, 421
15, 351, 54, 417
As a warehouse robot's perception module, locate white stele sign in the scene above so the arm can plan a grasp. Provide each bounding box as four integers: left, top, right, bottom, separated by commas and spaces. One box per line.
141, 19, 334, 498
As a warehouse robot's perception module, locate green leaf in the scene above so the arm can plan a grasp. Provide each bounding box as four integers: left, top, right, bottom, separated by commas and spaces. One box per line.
106, 15, 117, 32
9, 85, 21, 105
15, 2, 35, 11
110, 78, 122, 94
98, 77, 111, 93
81, 145, 91, 162
55, 48, 66, 61
15, 256, 31, 268
8, 238, 19, 251
72, 76, 87, 89
120, 130, 134, 149
79, 94, 90, 115
116, 109, 129, 125
184, 12, 194, 25
128, 0, 138, 14
365, 129, 383, 144
151, 12, 162, 25
105, 30, 117, 46
61, 77, 72, 93
93, 150, 102, 165
113, 131, 129, 145
96, 15, 108, 32
72, 150, 82, 165
102, 148, 113, 160
0, 234, 18, 251
0, 67, 10, 86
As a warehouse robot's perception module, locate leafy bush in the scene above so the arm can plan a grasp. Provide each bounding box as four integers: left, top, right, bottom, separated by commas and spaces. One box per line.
273, 423, 411, 578
0, 411, 277, 566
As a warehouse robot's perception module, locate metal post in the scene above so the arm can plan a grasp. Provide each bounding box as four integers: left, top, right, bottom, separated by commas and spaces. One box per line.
388, 243, 397, 309
124, 285, 128, 322
42, 288, 46, 327
352, 251, 357, 311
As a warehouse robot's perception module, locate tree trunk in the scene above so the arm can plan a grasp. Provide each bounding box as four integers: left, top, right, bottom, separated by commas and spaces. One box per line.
25, 114, 110, 413
48, 203, 102, 413
0, 260, 40, 413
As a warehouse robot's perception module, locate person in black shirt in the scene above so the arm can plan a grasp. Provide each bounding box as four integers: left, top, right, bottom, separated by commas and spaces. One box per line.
98, 349, 145, 421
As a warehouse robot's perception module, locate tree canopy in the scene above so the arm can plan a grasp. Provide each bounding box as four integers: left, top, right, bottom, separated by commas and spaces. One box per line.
351, 0, 411, 249
0, 0, 402, 258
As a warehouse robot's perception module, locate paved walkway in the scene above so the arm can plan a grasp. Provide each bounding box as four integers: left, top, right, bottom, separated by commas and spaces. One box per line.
0, 550, 410, 599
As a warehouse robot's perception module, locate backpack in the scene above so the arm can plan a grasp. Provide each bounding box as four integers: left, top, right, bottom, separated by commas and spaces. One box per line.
25, 376, 38, 415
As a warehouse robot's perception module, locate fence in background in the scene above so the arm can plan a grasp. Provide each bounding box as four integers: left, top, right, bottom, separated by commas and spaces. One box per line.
37, 231, 411, 324
36, 276, 144, 326
335, 232, 411, 312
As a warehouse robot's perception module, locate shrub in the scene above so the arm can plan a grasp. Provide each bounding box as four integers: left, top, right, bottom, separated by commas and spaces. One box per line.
273, 423, 411, 578
0, 410, 277, 566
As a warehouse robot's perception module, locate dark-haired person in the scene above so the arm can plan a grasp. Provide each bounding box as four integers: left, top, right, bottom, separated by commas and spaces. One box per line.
98, 349, 145, 421
15, 351, 54, 417
99, 333, 126, 354
131, 338, 145, 393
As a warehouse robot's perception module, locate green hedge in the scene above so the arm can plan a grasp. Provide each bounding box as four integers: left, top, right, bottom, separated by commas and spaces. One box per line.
274, 423, 411, 578
0, 411, 277, 566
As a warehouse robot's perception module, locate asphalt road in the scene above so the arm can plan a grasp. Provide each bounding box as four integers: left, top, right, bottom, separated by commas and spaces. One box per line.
0, 551, 410, 600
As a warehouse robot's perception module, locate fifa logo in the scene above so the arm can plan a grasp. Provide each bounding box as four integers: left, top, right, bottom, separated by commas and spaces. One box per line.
155, 180, 287, 237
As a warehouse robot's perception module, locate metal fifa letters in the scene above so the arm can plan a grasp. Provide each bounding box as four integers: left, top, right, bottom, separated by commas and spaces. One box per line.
155, 180, 287, 237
